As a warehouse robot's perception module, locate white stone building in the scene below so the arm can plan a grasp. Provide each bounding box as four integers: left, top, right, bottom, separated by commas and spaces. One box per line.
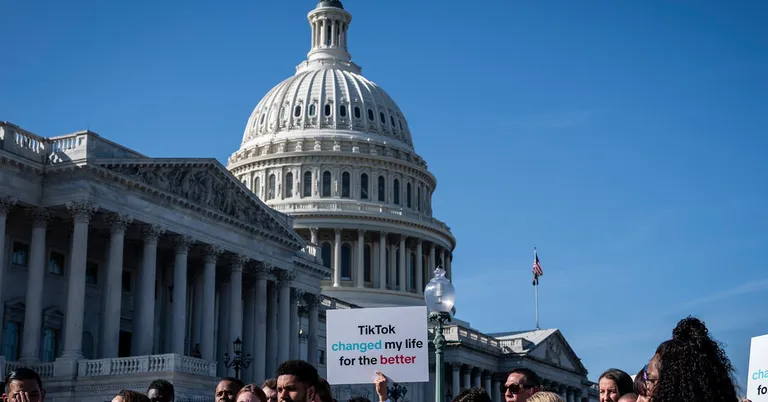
1, 1, 599, 401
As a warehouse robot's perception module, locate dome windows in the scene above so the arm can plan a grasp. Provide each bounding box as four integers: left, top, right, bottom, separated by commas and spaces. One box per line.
399, 120, 403, 131
340, 105, 347, 117
341, 172, 351, 198
309, 104, 317, 116
379, 112, 386, 124
378, 176, 386, 202
354, 106, 361, 119
285, 172, 294, 198
360, 173, 369, 199
303, 171, 312, 197
324, 104, 332, 117
260, 114, 266, 125
322, 171, 332, 197
390, 116, 396, 127
406, 182, 412, 208
367, 109, 374, 121
268, 174, 276, 200
393, 178, 401, 205
294, 105, 302, 117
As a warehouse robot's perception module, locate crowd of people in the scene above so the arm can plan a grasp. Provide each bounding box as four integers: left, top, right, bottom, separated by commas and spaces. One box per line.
0, 316, 753, 402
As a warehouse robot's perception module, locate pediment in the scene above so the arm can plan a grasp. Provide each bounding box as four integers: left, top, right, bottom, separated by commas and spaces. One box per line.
530, 331, 586, 374
94, 159, 303, 248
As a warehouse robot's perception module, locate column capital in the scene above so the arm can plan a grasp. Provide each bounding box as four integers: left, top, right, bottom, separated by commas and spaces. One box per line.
173, 235, 195, 253
292, 288, 306, 303
141, 224, 165, 242
0, 196, 17, 214
27, 208, 50, 228
66, 200, 99, 223
379, 231, 387, 237
416, 238, 423, 246
107, 213, 133, 234
451, 362, 462, 371
309, 227, 319, 235
203, 244, 223, 263
333, 228, 342, 235
232, 254, 249, 272
358, 229, 366, 237
303, 292, 322, 307
276, 270, 296, 287
253, 262, 271, 279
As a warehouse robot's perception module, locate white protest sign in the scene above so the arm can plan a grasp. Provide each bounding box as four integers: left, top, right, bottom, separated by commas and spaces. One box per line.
325, 306, 429, 385
748, 333, 768, 400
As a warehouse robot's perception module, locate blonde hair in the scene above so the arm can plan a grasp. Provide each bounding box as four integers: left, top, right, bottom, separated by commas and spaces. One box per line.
527, 391, 565, 402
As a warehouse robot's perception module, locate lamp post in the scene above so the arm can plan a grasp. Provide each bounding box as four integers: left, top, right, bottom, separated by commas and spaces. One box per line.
387, 382, 408, 402
424, 266, 455, 402
223, 337, 252, 380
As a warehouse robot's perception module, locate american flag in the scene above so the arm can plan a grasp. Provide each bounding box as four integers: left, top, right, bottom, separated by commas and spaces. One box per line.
532, 248, 543, 286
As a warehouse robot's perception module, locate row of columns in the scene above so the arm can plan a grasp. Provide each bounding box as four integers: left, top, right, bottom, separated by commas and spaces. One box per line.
448, 364, 502, 402
310, 228, 453, 290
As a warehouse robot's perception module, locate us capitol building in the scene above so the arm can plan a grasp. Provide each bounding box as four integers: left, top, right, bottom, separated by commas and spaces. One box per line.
0, 1, 598, 401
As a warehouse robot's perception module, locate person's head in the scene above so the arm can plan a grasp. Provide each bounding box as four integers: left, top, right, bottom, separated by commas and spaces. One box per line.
3, 368, 45, 402
617, 394, 638, 402
262, 379, 277, 402
526, 392, 564, 402
648, 316, 738, 402
112, 390, 151, 402
503, 368, 541, 402
236, 384, 268, 402
217, 377, 246, 402
313, 378, 333, 402
147, 379, 175, 402
347, 398, 370, 402
452, 387, 492, 402
633, 368, 647, 398
597, 369, 634, 402
276, 360, 319, 402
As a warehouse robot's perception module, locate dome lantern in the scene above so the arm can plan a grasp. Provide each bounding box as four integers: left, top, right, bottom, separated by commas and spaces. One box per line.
306, 0, 353, 66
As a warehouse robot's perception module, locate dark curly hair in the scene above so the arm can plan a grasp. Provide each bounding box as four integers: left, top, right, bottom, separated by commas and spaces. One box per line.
276, 360, 319, 389
651, 316, 738, 402
452, 387, 492, 402
598, 368, 634, 396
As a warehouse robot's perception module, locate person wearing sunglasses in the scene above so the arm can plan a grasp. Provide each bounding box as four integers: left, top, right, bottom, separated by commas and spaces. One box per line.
500, 368, 541, 402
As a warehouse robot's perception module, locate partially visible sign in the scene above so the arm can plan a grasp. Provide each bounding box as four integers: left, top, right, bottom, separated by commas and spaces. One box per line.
747, 334, 768, 400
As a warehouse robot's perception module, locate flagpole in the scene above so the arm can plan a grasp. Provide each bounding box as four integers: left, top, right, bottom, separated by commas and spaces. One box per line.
534, 248, 540, 330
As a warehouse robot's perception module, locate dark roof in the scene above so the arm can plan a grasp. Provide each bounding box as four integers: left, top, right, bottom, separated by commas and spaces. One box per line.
317, 0, 344, 9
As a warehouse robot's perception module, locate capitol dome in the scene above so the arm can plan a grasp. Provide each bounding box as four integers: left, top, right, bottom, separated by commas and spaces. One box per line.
228, 0, 454, 308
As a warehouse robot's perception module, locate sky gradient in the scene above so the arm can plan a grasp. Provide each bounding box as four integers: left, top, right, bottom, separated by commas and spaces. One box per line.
2, 0, 767, 389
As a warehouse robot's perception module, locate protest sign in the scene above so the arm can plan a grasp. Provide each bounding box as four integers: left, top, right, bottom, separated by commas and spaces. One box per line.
748, 333, 768, 400
325, 306, 429, 385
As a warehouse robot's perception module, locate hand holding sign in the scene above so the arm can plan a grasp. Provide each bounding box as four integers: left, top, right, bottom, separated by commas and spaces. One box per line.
374, 372, 388, 402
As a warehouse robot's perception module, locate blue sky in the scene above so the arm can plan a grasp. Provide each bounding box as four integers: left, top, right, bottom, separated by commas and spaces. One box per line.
2, 0, 767, 388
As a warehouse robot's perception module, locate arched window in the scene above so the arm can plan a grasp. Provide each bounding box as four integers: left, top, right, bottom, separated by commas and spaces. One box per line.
393, 179, 400, 205
285, 172, 293, 198
260, 114, 266, 125
341, 243, 352, 280
409, 253, 417, 291
254, 177, 261, 199
406, 183, 412, 208
340, 105, 347, 117
2, 322, 19, 361
324, 104, 332, 117
364, 244, 372, 282
368, 109, 375, 121
341, 172, 351, 198
41, 328, 58, 362
399, 120, 403, 130
321, 242, 332, 272
391, 116, 396, 127
268, 174, 276, 200
380, 112, 386, 124
294, 105, 302, 117
354, 106, 361, 119
309, 104, 317, 116
360, 173, 369, 200
303, 171, 312, 197
378, 176, 386, 202
322, 171, 332, 197
417, 186, 422, 211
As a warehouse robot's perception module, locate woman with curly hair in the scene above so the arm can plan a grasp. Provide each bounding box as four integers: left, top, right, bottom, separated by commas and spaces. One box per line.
597, 368, 634, 402
111, 390, 150, 402
646, 316, 739, 402
236, 384, 268, 402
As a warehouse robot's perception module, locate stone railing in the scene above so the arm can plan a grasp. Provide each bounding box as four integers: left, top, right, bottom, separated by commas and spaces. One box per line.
0, 121, 146, 165
78, 354, 216, 378
0, 357, 55, 378
297, 242, 323, 265
270, 200, 452, 234
498, 338, 525, 353
441, 325, 502, 351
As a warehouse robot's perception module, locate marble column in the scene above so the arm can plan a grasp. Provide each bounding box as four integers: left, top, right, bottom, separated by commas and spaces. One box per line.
473, 370, 481, 388
191, 274, 204, 351
451, 363, 461, 398
266, 280, 278, 376
378, 232, 387, 289
356, 230, 365, 287
415, 239, 423, 292
133, 225, 164, 356
277, 271, 294, 364
492, 376, 501, 402
398, 236, 406, 291
253, 265, 269, 383
446, 250, 452, 279
61, 200, 98, 359
172, 235, 193, 355
463, 368, 471, 391
100, 213, 132, 358
307, 294, 319, 366
201, 245, 222, 361
20, 208, 48, 362
0, 197, 15, 348
243, 281, 256, 381
333, 229, 342, 286
229, 255, 247, 358
289, 289, 303, 359
428, 244, 436, 271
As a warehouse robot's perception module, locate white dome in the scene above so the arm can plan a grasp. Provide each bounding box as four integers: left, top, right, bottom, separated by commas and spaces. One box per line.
241, 68, 414, 151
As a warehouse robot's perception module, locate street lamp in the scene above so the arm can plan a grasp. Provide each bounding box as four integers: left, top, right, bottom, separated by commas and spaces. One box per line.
424, 266, 455, 402
223, 337, 252, 380
387, 382, 408, 402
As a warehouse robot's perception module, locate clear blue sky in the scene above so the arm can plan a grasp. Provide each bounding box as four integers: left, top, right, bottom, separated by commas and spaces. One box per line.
2, 0, 767, 388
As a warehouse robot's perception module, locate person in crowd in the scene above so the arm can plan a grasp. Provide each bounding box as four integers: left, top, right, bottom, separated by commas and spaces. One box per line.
313, 378, 334, 402
633, 368, 648, 402
112, 390, 151, 402
347, 398, 369, 402
2, 368, 45, 402
263, 379, 277, 402
616, 394, 637, 402
646, 316, 739, 402
526, 392, 563, 402
216, 377, 245, 402
147, 379, 175, 402
236, 384, 268, 402
276, 360, 319, 402
502, 368, 541, 402
451, 387, 492, 402
597, 369, 634, 402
